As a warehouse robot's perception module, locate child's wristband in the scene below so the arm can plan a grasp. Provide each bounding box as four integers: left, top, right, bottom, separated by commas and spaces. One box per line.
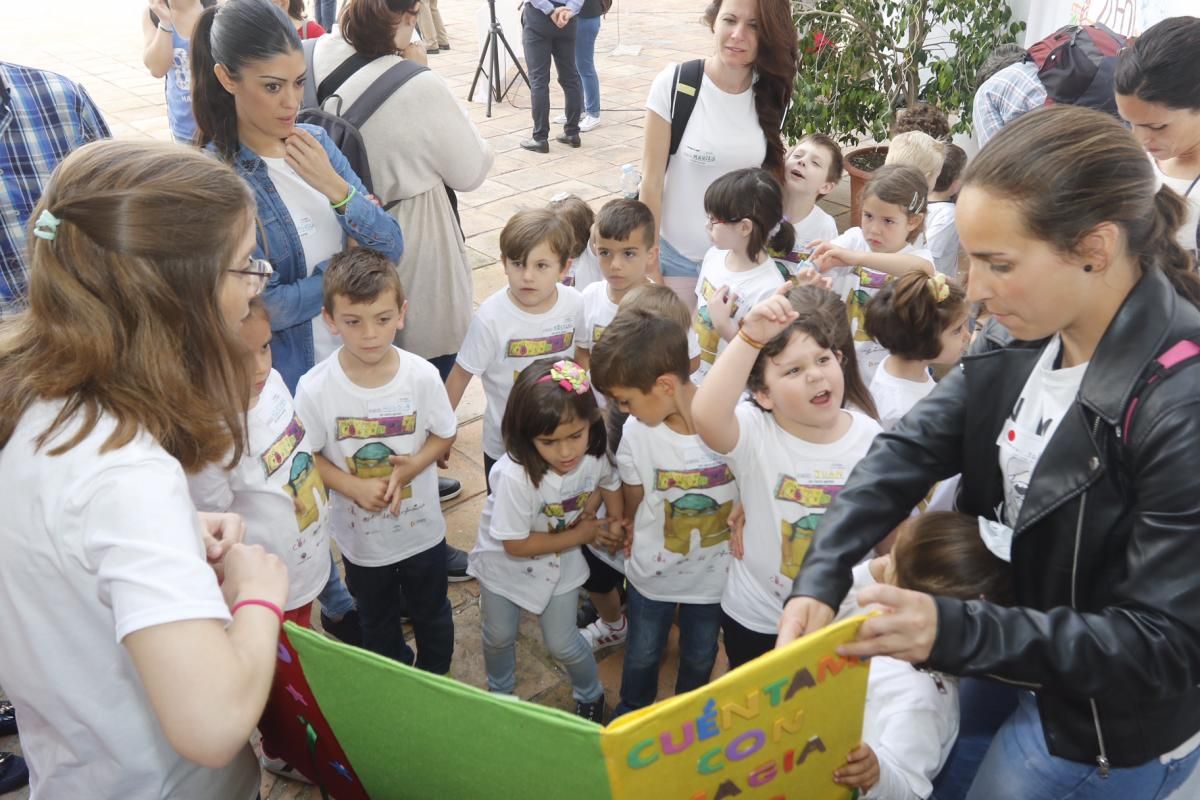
231, 598, 284, 624
330, 185, 356, 210
736, 325, 765, 350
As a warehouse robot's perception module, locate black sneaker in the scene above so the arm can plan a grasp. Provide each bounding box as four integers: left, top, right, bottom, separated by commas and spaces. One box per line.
438, 476, 462, 502
0, 699, 15, 736
320, 608, 363, 646
574, 697, 606, 724
446, 545, 473, 583
0, 752, 29, 794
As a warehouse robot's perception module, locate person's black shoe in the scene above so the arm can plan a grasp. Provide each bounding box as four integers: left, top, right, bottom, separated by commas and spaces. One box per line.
0, 699, 15, 737
320, 608, 363, 647
556, 133, 582, 148
520, 138, 549, 153
440, 43, 451, 50
0, 751, 29, 794
576, 593, 599, 628
446, 545, 473, 583
438, 476, 462, 502
425, 44, 441, 54
574, 697, 606, 724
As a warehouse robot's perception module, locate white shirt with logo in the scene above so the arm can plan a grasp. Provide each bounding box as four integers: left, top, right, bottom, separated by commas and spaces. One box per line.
692, 248, 785, 384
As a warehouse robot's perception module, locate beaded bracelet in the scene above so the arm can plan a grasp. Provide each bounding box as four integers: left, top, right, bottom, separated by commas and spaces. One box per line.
231, 598, 284, 624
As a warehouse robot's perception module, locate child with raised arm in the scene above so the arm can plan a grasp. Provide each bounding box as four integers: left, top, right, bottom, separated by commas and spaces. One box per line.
693, 284, 882, 667
467, 359, 624, 722
445, 210, 584, 490
591, 307, 737, 716
692, 168, 791, 384
775, 134, 842, 276
294, 250, 457, 673
810, 164, 935, 382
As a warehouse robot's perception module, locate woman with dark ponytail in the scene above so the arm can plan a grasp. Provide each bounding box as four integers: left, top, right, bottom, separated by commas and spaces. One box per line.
639, 0, 797, 309
191, 0, 403, 392
779, 106, 1200, 799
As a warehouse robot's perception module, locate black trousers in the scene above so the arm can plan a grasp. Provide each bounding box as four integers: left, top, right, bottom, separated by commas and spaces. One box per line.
521, 3, 582, 141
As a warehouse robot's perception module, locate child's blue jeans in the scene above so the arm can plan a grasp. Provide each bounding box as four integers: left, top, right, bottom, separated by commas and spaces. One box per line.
480, 584, 603, 703
965, 691, 1200, 800
613, 584, 720, 718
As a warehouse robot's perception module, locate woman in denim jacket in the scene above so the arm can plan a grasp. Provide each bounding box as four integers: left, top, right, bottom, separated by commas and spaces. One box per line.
191, 0, 403, 391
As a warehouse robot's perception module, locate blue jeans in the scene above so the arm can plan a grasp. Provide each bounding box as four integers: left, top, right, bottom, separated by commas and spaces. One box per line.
614, 585, 720, 717
574, 15, 602, 116
480, 584, 603, 703
931, 678, 1019, 800
342, 540, 454, 674
317, 552, 356, 618
659, 236, 703, 279
315, 0, 337, 30
965, 692, 1200, 800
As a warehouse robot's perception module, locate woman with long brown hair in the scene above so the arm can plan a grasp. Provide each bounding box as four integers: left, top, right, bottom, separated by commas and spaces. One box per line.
0, 139, 287, 799
639, 0, 798, 310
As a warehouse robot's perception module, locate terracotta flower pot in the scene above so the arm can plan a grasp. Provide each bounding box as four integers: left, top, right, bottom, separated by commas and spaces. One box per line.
845, 145, 889, 228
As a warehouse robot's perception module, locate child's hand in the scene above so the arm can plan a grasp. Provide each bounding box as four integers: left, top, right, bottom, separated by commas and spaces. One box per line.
740, 283, 799, 345
706, 285, 738, 341
833, 743, 879, 791
810, 242, 855, 272
385, 454, 425, 515
727, 502, 745, 560
622, 521, 634, 559
350, 476, 391, 513
594, 518, 625, 555
198, 512, 246, 580
793, 265, 833, 290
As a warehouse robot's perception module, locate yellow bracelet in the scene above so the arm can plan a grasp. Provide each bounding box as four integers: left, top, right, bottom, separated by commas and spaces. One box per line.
330, 185, 356, 210
737, 326, 765, 350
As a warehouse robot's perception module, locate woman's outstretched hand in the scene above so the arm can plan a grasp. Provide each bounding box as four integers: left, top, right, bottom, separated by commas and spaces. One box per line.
836, 583, 939, 664
775, 596, 834, 647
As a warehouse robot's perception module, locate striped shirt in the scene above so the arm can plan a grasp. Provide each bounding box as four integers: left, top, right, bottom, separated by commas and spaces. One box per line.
972, 61, 1046, 149
0, 62, 110, 315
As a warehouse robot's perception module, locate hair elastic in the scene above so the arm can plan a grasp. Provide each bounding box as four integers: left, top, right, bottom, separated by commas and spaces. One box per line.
231, 598, 284, 624
549, 192, 571, 203
537, 360, 590, 394
33, 209, 61, 241
927, 272, 950, 302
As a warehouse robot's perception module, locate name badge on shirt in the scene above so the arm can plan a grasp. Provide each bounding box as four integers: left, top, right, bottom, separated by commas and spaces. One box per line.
295, 215, 316, 238
367, 398, 415, 419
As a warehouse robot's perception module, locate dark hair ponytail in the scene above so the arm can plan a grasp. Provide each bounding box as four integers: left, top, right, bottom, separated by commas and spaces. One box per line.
704, 167, 794, 261
190, 0, 301, 161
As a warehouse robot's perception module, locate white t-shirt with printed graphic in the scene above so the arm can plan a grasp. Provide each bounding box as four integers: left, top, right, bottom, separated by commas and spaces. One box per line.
924, 201, 960, 278
775, 205, 840, 277
692, 248, 786, 383
617, 417, 736, 603
827, 227, 935, 384
189, 369, 330, 610
997, 336, 1086, 529
869, 356, 937, 432
722, 404, 881, 634
576, 280, 620, 352
567, 240, 603, 291
262, 156, 344, 364
294, 347, 457, 567
455, 285, 584, 460
468, 454, 621, 614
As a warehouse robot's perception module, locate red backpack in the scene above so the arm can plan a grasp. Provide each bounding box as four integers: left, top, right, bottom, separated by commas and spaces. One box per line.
1025, 24, 1127, 115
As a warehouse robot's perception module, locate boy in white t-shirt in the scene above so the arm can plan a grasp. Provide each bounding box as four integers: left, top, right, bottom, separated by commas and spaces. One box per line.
925, 143, 967, 278
775, 134, 843, 277
295, 250, 457, 673
591, 306, 737, 717
446, 209, 584, 490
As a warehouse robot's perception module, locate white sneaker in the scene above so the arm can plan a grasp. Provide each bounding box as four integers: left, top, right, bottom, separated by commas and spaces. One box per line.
553, 113, 568, 124
579, 114, 601, 132
580, 615, 628, 650
260, 754, 314, 785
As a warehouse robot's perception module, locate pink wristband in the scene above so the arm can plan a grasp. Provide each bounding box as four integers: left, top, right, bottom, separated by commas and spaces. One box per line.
231, 598, 284, 624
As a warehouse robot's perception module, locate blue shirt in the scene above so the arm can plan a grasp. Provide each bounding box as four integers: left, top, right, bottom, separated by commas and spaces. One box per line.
526, 0, 585, 15
219, 124, 405, 391
0, 62, 110, 315
972, 61, 1046, 148
164, 28, 198, 143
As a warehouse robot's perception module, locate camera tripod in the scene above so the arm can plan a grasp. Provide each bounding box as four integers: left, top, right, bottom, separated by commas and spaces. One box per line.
467, 0, 530, 117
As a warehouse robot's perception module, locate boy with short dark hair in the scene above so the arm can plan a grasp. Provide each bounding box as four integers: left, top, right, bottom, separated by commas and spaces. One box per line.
294, 248, 457, 673
590, 307, 738, 717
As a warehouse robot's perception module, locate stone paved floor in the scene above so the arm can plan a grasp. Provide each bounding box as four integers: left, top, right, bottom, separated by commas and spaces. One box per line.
0, 2, 850, 797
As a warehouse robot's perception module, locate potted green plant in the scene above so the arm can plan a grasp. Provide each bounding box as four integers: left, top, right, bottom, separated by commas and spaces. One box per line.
787, 0, 1024, 224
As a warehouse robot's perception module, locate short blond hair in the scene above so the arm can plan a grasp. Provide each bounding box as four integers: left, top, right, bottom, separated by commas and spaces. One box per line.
885, 131, 945, 190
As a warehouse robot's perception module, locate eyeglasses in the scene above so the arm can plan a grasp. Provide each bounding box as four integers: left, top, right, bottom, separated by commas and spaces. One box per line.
705, 216, 738, 229
227, 257, 274, 295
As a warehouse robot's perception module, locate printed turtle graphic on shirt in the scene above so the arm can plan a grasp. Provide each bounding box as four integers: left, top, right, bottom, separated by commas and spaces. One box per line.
662, 492, 732, 555
780, 513, 823, 579
346, 442, 412, 499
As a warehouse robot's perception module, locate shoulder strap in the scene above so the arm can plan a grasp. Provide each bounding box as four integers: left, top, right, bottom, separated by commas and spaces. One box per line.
317, 52, 379, 107
340, 60, 428, 131
302, 39, 320, 110
669, 59, 704, 157
1121, 339, 1200, 444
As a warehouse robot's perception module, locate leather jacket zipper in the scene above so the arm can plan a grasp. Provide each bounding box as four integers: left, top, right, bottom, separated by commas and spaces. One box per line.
1075, 416, 1111, 778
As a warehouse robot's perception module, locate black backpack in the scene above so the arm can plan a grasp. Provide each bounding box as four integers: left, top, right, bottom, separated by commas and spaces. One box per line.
667, 59, 704, 160
1024, 24, 1127, 116
299, 40, 462, 232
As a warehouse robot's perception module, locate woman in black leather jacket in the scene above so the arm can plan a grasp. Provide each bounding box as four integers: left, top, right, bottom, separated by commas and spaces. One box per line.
779, 106, 1200, 799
